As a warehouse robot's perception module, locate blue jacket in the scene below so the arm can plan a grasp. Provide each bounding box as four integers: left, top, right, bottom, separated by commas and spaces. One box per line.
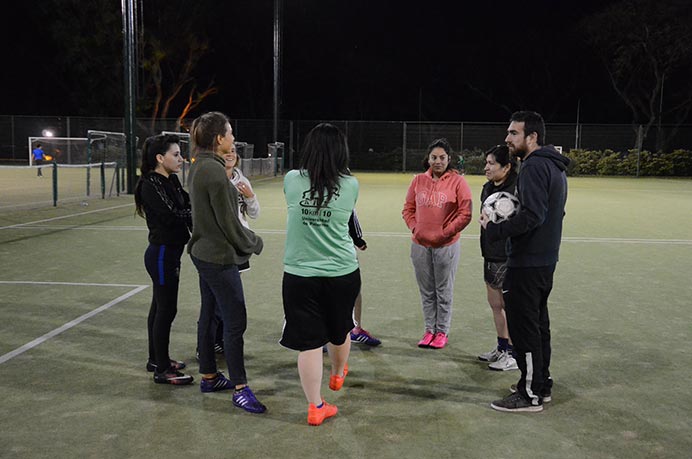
486, 145, 569, 267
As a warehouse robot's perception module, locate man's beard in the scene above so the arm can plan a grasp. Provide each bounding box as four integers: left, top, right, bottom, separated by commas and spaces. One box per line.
510, 145, 527, 159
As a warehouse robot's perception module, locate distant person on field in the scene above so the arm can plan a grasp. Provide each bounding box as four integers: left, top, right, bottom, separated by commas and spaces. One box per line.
134, 134, 194, 385
281, 123, 360, 426
33, 143, 45, 177
477, 145, 519, 372
188, 111, 266, 414
480, 111, 569, 413
402, 138, 473, 350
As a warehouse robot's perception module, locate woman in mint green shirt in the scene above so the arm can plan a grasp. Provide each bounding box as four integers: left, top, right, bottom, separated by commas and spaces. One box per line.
280, 123, 361, 426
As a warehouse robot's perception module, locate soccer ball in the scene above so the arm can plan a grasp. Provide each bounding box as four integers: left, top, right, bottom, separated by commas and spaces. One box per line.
482, 191, 520, 223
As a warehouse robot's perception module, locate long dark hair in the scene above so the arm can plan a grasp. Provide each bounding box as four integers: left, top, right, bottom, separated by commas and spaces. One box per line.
421, 138, 454, 172
190, 111, 230, 154
134, 134, 180, 217
299, 123, 350, 209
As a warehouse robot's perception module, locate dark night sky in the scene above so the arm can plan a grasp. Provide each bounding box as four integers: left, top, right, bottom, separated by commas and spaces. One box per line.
2, 0, 647, 123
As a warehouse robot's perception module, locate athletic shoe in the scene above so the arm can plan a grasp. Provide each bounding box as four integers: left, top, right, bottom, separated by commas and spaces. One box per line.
428, 332, 448, 349
200, 372, 233, 393
214, 342, 224, 354
510, 384, 552, 403
232, 386, 267, 414
488, 351, 519, 371
491, 392, 543, 413
417, 331, 434, 348
153, 368, 194, 385
307, 400, 338, 426
329, 364, 349, 391
350, 328, 381, 346
478, 348, 502, 362
146, 359, 186, 373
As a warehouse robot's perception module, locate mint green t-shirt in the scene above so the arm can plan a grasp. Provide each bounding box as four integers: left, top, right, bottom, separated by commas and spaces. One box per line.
283, 169, 359, 277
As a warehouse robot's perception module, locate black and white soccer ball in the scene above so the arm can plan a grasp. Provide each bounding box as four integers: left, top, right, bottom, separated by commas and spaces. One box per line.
482, 191, 520, 223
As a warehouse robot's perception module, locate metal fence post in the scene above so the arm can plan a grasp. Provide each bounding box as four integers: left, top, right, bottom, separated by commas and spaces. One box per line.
288, 120, 293, 170
101, 162, 106, 199
402, 122, 407, 172
635, 124, 643, 177
52, 162, 58, 206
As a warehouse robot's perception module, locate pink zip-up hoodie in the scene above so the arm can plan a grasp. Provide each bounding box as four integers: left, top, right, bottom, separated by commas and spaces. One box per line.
402, 169, 473, 248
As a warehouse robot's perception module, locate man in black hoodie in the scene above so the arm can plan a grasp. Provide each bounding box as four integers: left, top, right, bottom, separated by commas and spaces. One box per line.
480, 111, 569, 412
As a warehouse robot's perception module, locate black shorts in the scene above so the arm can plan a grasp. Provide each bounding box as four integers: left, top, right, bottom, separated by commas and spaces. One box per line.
484, 260, 508, 290
280, 269, 361, 351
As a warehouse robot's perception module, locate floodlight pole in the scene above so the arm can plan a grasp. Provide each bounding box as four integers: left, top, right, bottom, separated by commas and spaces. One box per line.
122, 0, 137, 194
273, 0, 283, 143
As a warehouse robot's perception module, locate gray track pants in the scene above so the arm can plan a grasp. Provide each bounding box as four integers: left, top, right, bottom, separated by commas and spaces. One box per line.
410, 240, 460, 335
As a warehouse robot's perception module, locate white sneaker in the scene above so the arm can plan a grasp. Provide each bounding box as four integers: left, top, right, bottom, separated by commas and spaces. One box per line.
478, 348, 502, 362
488, 351, 518, 371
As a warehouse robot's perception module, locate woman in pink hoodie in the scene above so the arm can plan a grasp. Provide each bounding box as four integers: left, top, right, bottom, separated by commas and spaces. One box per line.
402, 138, 473, 349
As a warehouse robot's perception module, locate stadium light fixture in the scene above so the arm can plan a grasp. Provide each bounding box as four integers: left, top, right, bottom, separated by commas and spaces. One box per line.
42, 129, 54, 137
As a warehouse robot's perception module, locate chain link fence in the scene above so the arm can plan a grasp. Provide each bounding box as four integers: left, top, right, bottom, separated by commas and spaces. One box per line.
2, 115, 691, 173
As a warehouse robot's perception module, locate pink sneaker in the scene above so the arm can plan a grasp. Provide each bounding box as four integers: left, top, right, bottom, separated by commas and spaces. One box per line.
428, 332, 448, 349
417, 331, 434, 348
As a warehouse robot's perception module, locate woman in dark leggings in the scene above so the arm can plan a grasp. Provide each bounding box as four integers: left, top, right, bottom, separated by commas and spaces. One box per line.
134, 134, 194, 385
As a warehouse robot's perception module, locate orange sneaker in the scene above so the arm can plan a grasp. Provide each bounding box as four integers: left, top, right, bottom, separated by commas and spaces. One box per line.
307, 400, 338, 426
329, 363, 348, 391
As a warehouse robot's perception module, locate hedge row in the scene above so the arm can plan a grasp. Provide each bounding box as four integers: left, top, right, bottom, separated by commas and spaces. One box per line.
459, 149, 692, 177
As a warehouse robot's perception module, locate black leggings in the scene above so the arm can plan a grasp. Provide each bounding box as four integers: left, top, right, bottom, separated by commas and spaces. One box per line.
144, 244, 184, 371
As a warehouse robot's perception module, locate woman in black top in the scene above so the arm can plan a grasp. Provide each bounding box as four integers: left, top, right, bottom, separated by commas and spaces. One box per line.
134, 134, 193, 385
477, 145, 519, 371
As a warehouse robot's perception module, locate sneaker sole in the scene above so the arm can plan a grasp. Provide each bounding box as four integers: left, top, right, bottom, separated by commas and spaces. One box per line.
490, 402, 543, 413
154, 377, 193, 385
233, 402, 267, 414
146, 361, 186, 373
488, 364, 519, 371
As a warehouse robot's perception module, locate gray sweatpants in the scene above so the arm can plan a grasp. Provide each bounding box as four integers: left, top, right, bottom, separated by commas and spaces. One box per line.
410, 240, 460, 335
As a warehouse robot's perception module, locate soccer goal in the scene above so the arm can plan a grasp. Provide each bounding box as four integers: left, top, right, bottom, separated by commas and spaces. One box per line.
87, 130, 127, 164
28, 137, 89, 165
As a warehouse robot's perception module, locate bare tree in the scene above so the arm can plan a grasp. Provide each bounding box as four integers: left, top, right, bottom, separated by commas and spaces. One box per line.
583, 0, 692, 151
140, 32, 217, 133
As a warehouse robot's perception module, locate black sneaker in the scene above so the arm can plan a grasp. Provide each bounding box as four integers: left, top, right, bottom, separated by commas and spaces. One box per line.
510, 384, 552, 403
491, 392, 543, 412
153, 368, 194, 385
146, 359, 186, 373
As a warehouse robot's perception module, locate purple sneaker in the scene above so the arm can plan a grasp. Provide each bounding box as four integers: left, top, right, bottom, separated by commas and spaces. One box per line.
200, 372, 233, 393
232, 386, 267, 414
350, 327, 381, 346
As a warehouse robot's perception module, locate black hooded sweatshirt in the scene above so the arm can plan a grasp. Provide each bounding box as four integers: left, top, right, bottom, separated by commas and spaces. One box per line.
485, 145, 569, 267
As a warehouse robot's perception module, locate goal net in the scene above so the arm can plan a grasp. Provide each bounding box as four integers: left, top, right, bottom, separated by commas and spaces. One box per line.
87, 130, 127, 164
28, 137, 88, 165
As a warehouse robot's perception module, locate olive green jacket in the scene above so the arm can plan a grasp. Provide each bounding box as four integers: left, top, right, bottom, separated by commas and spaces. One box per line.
187, 151, 263, 265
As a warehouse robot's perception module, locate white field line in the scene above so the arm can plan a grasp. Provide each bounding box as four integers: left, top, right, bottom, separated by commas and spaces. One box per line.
0, 203, 133, 230
0, 282, 148, 365
3, 221, 691, 245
